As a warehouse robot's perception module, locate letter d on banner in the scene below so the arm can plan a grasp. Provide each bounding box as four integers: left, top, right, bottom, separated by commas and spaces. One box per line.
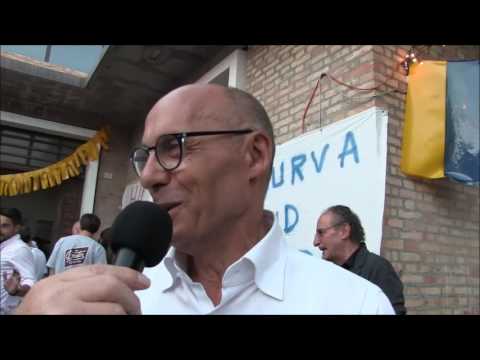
284, 204, 299, 234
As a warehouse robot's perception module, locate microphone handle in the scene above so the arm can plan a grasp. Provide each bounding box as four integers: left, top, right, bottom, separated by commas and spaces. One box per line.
114, 248, 145, 272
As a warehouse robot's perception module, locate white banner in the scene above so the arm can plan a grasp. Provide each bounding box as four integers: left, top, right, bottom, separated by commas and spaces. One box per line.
265, 107, 388, 256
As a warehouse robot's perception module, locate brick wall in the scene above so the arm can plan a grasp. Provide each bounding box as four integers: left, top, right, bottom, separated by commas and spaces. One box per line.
247, 45, 378, 144
374, 45, 479, 315
125, 122, 146, 186
52, 177, 83, 245
94, 123, 133, 232
245, 45, 480, 314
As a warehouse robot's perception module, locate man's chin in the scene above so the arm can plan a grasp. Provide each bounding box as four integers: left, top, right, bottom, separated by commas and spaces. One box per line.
170, 228, 187, 250
170, 228, 203, 257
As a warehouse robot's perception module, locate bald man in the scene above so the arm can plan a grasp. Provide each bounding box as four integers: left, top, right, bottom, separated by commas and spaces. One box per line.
16, 84, 394, 315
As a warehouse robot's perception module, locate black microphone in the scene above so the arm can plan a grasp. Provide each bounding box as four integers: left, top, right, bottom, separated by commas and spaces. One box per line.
110, 201, 172, 272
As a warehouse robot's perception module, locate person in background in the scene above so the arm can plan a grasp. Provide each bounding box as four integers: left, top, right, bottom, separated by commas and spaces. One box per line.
0, 208, 35, 315
314, 205, 406, 315
46, 214, 107, 275
99, 227, 115, 265
19, 226, 47, 282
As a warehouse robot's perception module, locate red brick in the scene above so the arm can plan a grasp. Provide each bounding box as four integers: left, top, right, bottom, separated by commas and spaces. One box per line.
401, 232, 424, 241
398, 209, 421, 219
404, 239, 419, 252
404, 200, 415, 210
384, 239, 404, 250
399, 189, 417, 200
406, 297, 426, 308
387, 218, 403, 228
401, 252, 422, 262
403, 274, 423, 283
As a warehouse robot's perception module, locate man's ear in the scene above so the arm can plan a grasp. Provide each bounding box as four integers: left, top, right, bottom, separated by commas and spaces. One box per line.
340, 223, 352, 240
245, 131, 273, 182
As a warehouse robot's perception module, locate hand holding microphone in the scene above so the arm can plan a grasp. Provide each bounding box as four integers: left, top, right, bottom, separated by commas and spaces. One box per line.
15, 202, 172, 315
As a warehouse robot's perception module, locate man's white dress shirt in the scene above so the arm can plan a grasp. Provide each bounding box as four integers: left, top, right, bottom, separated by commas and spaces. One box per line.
138, 212, 395, 315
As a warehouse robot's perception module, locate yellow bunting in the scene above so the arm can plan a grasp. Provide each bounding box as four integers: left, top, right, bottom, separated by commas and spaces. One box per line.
90, 143, 100, 160
73, 153, 81, 168
71, 163, 80, 176
0, 127, 110, 196
40, 173, 48, 189
67, 164, 76, 177
52, 168, 61, 185
50, 173, 57, 187
78, 147, 89, 165
14, 175, 23, 194
10, 180, 17, 196
60, 163, 69, 180
23, 176, 32, 194
32, 176, 40, 192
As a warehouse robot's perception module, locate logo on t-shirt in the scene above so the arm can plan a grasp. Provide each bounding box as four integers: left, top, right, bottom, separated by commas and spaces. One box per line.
64, 247, 89, 267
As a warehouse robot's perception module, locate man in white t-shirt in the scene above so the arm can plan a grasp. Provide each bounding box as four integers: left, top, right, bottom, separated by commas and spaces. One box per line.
47, 214, 107, 275
0, 208, 36, 315
31, 245, 47, 281
19, 226, 48, 282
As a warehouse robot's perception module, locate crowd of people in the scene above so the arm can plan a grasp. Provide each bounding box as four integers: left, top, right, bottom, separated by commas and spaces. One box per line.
0, 208, 113, 315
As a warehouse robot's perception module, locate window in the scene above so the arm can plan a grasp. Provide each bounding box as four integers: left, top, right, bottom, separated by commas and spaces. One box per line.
196, 49, 247, 89
1, 45, 108, 76
0, 126, 84, 173
1, 111, 99, 214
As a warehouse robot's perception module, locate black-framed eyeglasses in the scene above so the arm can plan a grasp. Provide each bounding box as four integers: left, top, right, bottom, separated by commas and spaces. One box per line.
130, 129, 254, 176
316, 222, 346, 236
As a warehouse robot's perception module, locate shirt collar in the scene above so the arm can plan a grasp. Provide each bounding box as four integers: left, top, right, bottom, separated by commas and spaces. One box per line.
0, 234, 21, 251
158, 210, 287, 301
342, 242, 365, 270
243, 212, 286, 300
162, 247, 189, 286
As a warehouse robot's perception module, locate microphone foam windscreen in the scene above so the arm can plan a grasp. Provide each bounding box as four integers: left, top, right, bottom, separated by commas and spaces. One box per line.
110, 201, 172, 267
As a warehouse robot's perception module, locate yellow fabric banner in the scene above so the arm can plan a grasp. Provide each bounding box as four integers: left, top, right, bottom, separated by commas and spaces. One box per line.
400, 61, 447, 179
0, 127, 109, 197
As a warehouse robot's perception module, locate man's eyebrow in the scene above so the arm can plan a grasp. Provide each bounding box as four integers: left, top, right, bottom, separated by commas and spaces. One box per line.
140, 135, 158, 147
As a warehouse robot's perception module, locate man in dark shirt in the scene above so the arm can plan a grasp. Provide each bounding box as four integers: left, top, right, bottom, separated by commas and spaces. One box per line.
313, 205, 407, 315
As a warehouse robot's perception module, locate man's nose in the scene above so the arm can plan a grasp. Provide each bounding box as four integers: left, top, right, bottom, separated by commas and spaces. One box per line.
139, 152, 171, 190
313, 234, 321, 247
